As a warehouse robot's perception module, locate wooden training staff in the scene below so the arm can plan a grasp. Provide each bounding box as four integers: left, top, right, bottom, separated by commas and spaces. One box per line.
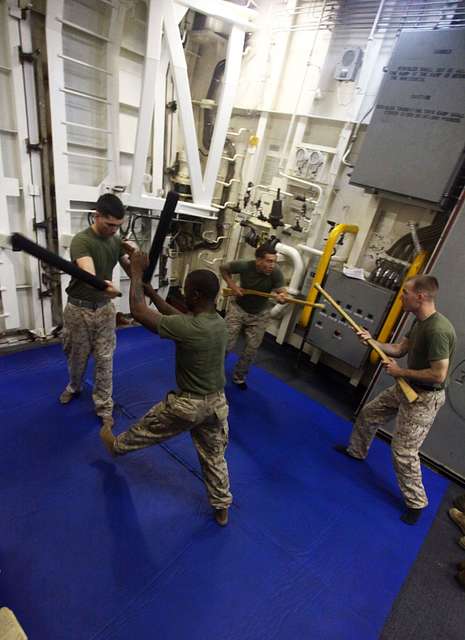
314, 283, 418, 403
223, 287, 325, 310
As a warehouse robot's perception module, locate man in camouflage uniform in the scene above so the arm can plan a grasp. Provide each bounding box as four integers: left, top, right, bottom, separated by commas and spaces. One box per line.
60, 193, 130, 428
100, 254, 232, 526
220, 245, 287, 390
336, 275, 456, 525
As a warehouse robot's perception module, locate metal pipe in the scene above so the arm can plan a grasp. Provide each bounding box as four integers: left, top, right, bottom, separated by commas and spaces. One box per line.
278, 0, 328, 171
62, 121, 112, 133
369, 251, 428, 365
63, 151, 111, 161
297, 243, 345, 263
221, 153, 245, 162
58, 54, 112, 75
60, 87, 109, 104
369, 0, 387, 40
408, 222, 422, 254
270, 242, 305, 319
56, 18, 111, 42
226, 127, 249, 137
216, 178, 241, 187
279, 171, 322, 201
252, 184, 294, 198
299, 223, 359, 327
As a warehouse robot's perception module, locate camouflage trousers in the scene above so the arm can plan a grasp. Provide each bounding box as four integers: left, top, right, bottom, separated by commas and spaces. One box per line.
348, 384, 445, 508
62, 301, 116, 418
225, 300, 270, 383
113, 390, 232, 509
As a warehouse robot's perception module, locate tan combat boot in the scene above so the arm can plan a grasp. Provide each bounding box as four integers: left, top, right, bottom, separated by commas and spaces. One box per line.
59, 389, 79, 404
100, 417, 116, 456
449, 508, 465, 535
214, 508, 229, 527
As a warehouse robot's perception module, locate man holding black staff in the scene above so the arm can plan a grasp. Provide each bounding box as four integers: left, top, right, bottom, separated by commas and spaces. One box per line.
100, 252, 232, 526
59, 193, 130, 429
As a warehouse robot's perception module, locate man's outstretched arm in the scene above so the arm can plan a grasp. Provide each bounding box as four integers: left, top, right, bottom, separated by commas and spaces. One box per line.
129, 251, 163, 334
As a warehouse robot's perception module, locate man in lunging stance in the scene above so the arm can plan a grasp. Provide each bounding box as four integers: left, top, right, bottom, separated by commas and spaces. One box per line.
100, 251, 232, 526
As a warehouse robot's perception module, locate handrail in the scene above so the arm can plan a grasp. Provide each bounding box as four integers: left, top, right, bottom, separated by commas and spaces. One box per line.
369, 250, 428, 364
299, 223, 359, 327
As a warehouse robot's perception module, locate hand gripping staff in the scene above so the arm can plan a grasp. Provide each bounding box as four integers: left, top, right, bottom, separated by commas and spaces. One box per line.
222, 288, 325, 310
142, 191, 179, 284
314, 283, 418, 403
10, 233, 122, 296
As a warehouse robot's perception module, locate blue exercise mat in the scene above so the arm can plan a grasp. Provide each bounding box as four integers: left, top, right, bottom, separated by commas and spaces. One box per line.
0, 328, 449, 639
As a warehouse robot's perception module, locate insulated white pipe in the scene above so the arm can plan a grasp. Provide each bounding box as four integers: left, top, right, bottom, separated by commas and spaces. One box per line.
270, 241, 304, 318
278, 171, 322, 201
297, 243, 346, 263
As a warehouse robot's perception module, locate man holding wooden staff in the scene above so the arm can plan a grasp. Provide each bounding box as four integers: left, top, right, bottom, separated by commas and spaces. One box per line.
335, 275, 456, 525
220, 244, 287, 390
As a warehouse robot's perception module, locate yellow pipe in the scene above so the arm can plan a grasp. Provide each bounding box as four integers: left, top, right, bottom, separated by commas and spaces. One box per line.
299, 223, 359, 327
369, 250, 428, 365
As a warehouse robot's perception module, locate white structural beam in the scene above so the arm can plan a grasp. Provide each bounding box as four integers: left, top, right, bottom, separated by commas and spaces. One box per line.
0, 150, 20, 329
122, 192, 217, 219
152, 47, 170, 195
202, 24, 245, 202
46, 0, 71, 307
13, 7, 54, 333
105, 2, 127, 188
129, 0, 163, 197
162, 0, 205, 202
174, 0, 256, 31
134, 0, 248, 208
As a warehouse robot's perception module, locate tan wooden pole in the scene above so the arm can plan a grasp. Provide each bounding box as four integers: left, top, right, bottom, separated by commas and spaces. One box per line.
223, 288, 325, 309
314, 283, 418, 403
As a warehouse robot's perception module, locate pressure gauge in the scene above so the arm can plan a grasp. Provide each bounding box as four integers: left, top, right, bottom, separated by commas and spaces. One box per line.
295, 147, 308, 174
308, 150, 324, 166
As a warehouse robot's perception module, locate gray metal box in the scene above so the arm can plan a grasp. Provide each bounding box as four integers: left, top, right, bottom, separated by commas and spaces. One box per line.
306, 271, 395, 368
350, 30, 465, 206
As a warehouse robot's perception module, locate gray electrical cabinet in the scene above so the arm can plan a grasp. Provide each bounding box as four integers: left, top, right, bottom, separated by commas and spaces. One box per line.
350, 29, 465, 206
366, 197, 465, 480
306, 271, 395, 368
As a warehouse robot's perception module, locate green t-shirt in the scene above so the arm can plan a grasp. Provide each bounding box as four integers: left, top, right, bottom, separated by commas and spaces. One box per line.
228, 260, 285, 314
158, 311, 227, 395
66, 227, 124, 302
407, 312, 456, 389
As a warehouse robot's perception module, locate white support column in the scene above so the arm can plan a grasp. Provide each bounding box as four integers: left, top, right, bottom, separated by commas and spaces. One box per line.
0, 150, 20, 329
174, 0, 256, 31
12, 7, 53, 332
105, 2, 127, 188
152, 47, 170, 195
103, 2, 127, 304
129, 0, 163, 197
45, 0, 71, 305
202, 24, 245, 203
162, 0, 204, 203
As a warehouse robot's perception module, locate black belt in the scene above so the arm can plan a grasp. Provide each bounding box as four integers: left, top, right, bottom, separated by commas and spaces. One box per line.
413, 383, 442, 392
68, 296, 109, 310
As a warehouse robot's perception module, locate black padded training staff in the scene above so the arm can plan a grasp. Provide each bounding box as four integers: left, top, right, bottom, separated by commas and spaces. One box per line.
10, 232, 121, 296
143, 191, 179, 283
